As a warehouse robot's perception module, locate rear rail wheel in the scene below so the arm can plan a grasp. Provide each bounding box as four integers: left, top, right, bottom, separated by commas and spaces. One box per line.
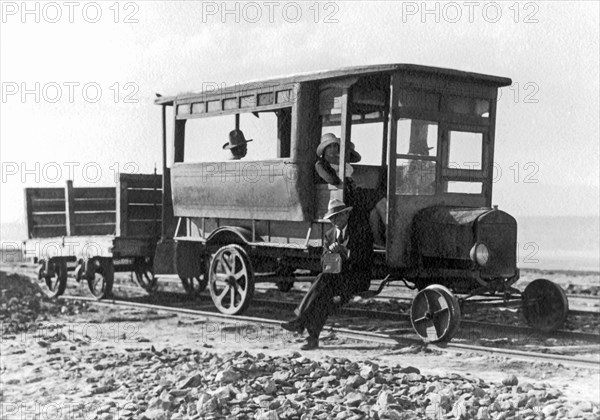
134, 257, 158, 293
275, 268, 295, 293
40, 259, 67, 298
208, 244, 254, 315
276, 280, 294, 293
86, 258, 114, 300
180, 275, 208, 297
410, 284, 461, 343
522, 279, 569, 332
179, 256, 209, 297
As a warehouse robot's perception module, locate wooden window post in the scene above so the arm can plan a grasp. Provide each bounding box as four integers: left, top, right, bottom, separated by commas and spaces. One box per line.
339, 86, 353, 193
117, 178, 128, 237
65, 180, 75, 236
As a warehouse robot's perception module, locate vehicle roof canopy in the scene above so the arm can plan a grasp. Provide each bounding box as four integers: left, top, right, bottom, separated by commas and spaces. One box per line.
155, 63, 512, 106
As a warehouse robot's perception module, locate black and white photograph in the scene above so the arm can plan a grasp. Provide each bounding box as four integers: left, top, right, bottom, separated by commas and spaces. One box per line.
1, 1, 598, 419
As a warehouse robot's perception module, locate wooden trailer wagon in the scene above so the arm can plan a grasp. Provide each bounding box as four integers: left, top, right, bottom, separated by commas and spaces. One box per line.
23, 174, 165, 299
154, 63, 569, 342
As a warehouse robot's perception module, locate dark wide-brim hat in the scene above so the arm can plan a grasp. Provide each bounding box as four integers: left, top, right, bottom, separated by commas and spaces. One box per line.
316, 133, 362, 163
223, 129, 253, 150
324, 198, 353, 220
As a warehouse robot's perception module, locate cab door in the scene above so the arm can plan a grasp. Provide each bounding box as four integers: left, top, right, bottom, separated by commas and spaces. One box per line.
386, 74, 441, 268
385, 73, 496, 268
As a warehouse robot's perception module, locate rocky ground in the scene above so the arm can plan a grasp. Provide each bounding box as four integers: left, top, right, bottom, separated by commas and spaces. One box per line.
1, 271, 599, 420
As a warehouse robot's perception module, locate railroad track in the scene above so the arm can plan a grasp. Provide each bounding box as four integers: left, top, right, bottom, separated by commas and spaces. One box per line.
5, 263, 598, 324
111, 278, 600, 318
4, 266, 599, 355
58, 292, 600, 371
103, 271, 600, 315
5, 263, 598, 310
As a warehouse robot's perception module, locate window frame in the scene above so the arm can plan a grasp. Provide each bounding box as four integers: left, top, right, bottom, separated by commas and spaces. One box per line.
180, 106, 293, 163
392, 83, 495, 198
393, 118, 439, 196
439, 122, 490, 195
172, 83, 297, 164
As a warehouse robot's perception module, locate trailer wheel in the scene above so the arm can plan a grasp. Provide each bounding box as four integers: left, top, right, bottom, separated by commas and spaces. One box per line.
410, 284, 461, 343
208, 244, 254, 315
41, 259, 67, 298
134, 257, 158, 293
522, 279, 569, 332
87, 258, 114, 300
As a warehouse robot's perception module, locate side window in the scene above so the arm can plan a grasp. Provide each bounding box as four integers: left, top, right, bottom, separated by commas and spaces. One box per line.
183, 107, 291, 162
447, 131, 483, 170
184, 115, 233, 162
319, 122, 383, 166
397, 119, 438, 157
443, 129, 485, 194
347, 122, 384, 166
446, 95, 490, 118
395, 119, 437, 196
318, 77, 386, 167
241, 108, 291, 160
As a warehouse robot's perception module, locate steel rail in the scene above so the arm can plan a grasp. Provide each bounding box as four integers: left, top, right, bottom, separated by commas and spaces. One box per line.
247, 297, 600, 344
57, 294, 600, 371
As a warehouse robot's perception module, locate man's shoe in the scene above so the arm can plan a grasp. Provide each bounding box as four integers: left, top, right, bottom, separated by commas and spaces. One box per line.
281, 320, 304, 334
300, 337, 319, 350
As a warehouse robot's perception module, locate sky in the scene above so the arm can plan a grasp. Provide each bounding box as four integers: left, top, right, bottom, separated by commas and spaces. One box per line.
1, 0, 599, 226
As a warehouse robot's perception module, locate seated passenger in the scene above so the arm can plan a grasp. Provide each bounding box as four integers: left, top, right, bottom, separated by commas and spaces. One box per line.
316, 133, 387, 247
223, 129, 252, 160
315, 133, 361, 188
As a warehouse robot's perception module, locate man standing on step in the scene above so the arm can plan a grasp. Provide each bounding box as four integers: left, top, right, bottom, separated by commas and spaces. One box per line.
281, 198, 373, 350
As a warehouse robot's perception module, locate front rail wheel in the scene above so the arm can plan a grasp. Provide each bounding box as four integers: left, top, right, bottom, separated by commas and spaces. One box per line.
41, 259, 67, 298
208, 244, 254, 315
410, 284, 461, 343
522, 279, 569, 332
87, 258, 114, 300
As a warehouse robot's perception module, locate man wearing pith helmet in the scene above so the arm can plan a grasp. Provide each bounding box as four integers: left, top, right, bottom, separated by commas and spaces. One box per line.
281, 198, 373, 350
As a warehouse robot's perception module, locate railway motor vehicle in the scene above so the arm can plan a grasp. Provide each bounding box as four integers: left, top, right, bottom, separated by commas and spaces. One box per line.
24, 64, 570, 343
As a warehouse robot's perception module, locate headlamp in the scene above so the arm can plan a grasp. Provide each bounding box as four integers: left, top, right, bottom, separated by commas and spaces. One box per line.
470, 242, 490, 266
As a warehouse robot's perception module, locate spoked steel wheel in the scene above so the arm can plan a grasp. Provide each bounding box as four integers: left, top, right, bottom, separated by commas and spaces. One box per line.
522, 279, 569, 332
410, 284, 461, 343
208, 245, 254, 315
134, 257, 158, 293
40, 259, 67, 298
180, 276, 208, 297
87, 258, 114, 300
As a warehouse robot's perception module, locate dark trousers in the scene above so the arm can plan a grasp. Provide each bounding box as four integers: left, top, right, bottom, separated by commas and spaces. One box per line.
293, 271, 370, 338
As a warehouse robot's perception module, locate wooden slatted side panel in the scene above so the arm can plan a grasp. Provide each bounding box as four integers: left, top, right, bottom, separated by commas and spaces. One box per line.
118, 173, 162, 237
25, 188, 67, 238
71, 186, 116, 236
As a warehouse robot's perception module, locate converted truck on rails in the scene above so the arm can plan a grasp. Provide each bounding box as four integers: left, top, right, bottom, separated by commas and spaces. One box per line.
25, 64, 569, 342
